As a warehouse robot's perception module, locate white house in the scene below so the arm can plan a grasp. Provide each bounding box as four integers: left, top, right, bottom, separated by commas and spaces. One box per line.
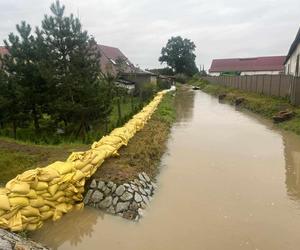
285, 27, 300, 76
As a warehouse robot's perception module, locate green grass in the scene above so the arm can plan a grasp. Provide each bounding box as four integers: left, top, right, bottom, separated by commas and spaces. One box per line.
0, 149, 42, 186
154, 92, 176, 125
190, 79, 300, 135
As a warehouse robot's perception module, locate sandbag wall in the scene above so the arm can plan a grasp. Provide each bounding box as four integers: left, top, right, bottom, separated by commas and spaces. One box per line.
0, 91, 167, 232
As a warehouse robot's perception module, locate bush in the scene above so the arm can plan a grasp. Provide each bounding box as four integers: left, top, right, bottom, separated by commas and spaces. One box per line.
174, 73, 189, 83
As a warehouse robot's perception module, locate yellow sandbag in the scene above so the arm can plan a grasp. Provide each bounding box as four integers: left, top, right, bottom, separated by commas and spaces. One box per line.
72, 170, 85, 182
0, 188, 8, 195
32, 181, 48, 191
49, 177, 61, 185
41, 193, 51, 198
58, 183, 69, 191
20, 206, 40, 217
26, 190, 38, 199
48, 161, 74, 175
6, 180, 30, 195
48, 184, 59, 196
37, 167, 60, 181
47, 191, 64, 201
25, 223, 38, 231
16, 169, 38, 182
39, 205, 50, 212
29, 196, 45, 208
41, 210, 54, 220
57, 196, 66, 203
8, 197, 29, 208
0, 195, 11, 211
80, 164, 93, 174
21, 216, 40, 224
0, 217, 8, 228
44, 200, 57, 208
36, 189, 48, 195
0, 210, 5, 216
74, 203, 84, 211
59, 172, 75, 184
72, 194, 83, 202
53, 210, 62, 221
8, 212, 22, 232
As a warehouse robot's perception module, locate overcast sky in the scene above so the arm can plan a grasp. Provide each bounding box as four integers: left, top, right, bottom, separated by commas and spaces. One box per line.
0, 0, 299, 70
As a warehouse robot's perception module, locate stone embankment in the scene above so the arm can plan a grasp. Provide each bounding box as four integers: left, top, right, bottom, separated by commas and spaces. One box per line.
0, 229, 48, 250
84, 172, 156, 220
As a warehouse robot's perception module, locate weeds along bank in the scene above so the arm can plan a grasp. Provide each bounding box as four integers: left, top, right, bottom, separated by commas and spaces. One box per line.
0, 90, 171, 232
190, 79, 300, 135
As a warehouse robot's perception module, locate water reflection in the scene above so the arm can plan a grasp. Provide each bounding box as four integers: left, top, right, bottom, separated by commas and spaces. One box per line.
283, 133, 300, 201
174, 86, 195, 123
30, 208, 99, 250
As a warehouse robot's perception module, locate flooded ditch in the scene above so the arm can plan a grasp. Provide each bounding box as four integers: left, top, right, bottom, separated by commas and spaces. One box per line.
31, 87, 300, 250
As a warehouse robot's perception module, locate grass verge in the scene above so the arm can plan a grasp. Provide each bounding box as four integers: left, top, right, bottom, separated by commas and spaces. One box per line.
92, 91, 176, 183
190, 79, 300, 135
0, 138, 88, 186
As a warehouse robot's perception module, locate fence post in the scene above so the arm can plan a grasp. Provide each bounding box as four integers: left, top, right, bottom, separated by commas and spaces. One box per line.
278, 74, 281, 96
269, 74, 272, 96
262, 75, 265, 95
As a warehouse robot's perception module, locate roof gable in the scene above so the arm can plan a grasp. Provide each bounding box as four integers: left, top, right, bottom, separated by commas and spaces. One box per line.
285, 27, 300, 64
209, 56, 286, 73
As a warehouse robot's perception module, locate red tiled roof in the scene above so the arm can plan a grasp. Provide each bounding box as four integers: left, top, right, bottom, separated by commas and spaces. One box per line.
97, 44, 135, 74
209, 56, 286, 73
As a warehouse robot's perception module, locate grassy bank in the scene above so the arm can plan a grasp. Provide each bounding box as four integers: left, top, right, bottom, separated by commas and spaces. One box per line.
0, 90, 176, 186
93, 91, 176, 183
190, 79, 300, 135
0, 138, 88, 186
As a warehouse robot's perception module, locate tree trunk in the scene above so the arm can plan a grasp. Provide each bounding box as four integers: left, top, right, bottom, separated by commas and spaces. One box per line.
32, 105, 40, 133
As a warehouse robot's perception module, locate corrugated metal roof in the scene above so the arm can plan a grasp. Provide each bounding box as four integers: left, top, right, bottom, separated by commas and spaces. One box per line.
209, 56, 286, 73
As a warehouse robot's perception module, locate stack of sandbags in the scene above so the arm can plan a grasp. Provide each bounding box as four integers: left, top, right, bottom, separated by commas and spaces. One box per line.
0, 90, 167, 232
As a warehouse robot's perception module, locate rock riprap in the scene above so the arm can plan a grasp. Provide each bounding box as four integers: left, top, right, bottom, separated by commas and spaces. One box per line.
0, 229, 48, 250
84, 172, 155, 220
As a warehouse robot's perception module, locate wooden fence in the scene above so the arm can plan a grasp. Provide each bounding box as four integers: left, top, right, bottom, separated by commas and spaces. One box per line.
203, 75, 300, 105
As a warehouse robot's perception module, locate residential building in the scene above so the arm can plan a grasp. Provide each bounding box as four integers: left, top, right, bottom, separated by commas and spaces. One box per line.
209, 56, 286, 76
285, 27, 300, 76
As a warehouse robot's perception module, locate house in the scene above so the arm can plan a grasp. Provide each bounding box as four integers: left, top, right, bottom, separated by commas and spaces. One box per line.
97, 44, 136, 76
209, 56, 286, 76
0, 44, 136, 75
284, 27, 300, 76
120, 71, 157, 92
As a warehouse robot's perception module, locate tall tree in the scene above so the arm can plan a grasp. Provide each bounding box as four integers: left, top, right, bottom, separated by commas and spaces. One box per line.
1, 21, 46, 134
38, 0, 104, 137
159, 36, 198, 76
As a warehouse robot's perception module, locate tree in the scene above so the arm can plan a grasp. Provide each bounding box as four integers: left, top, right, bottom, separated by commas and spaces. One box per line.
159, 36, 198, 76
1, 21, 46, 135
38, 0, 105, 137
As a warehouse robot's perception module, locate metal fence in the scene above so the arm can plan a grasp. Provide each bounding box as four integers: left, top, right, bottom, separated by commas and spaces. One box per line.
203, 75, 300, 105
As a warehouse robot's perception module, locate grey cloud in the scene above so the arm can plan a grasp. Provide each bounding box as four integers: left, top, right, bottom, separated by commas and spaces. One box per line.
0, 0, 299, 70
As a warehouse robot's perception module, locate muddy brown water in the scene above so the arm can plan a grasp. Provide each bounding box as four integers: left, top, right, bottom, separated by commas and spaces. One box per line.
31, 88, 300, 250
